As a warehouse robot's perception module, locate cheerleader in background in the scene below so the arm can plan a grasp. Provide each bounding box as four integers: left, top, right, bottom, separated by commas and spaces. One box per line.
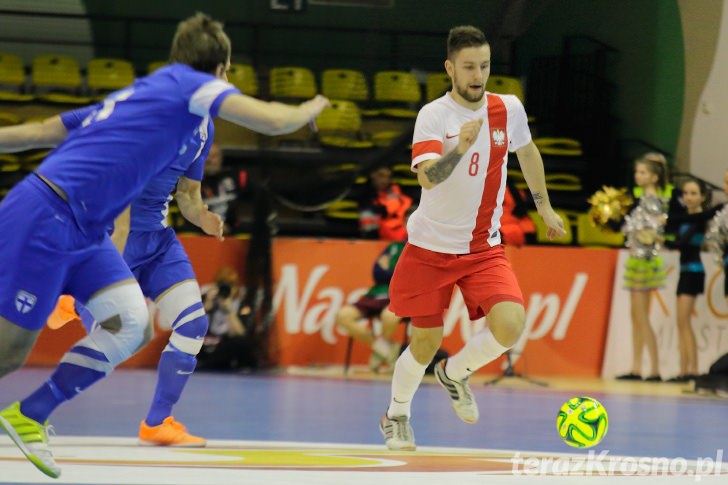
664, 178, 720, 382
705, 170, 728, 319
617, 153, 679, 382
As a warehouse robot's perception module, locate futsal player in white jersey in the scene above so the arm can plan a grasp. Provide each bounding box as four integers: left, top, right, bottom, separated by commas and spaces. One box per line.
379, 26, 566, 451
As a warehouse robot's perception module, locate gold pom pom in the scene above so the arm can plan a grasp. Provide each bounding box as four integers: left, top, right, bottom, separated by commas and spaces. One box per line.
587, 186, 634, 230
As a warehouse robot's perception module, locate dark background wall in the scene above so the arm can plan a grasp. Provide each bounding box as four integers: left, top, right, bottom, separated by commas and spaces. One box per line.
81, 0, 684, 159
516, 0, 683, 165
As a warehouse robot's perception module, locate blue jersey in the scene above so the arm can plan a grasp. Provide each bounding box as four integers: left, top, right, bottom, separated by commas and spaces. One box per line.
61, 102, 213, 233
42, 63, 238, 236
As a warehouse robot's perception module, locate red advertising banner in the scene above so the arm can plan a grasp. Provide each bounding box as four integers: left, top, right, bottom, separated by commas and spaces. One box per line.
27, 237, 617, 377
271, 240, 618, 377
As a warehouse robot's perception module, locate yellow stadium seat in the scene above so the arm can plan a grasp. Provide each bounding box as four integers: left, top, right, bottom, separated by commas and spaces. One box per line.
316, 100, 362, 131
0, 162, 22, 173
32, 54, 82, 90
426, 72, 450, 101
576, 213, 624, 247
373, 71, 421, 118
486, 75, 525, 104
529, 209, 574, 245
147, 61, 167, 74
227, 63, 258, 96
0, 91, 33, 102
269, 66, 317, 99
375, 71, 421, 103
0, 52, 33, 102
324, 199, 359, 220
0, 154, 20, 166
315, 100, 374, 149
321, 69, 369, 102
0, 52, 26, 87
534, 137, 582, 156
87, 58, 135, 92
545, 173, 583, 191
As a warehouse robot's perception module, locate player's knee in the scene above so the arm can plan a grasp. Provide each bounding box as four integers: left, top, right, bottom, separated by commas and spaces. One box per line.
115, 295, 149, 353
155, 281, 203, 330
169, 314, 208, 356
490, 314, 525, 347
156, 282, 207, 356
335, 305, 360, 327
86, 283, 150, 365
486, 301, 525, 347
409, 329, 442, 364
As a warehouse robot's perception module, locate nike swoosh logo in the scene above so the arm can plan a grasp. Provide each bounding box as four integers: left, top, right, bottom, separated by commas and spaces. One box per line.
445, 133, 458, 139
176, 370, 194, 375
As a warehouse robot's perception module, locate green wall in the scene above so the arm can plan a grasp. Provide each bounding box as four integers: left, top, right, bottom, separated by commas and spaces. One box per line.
515, 0, 684, 158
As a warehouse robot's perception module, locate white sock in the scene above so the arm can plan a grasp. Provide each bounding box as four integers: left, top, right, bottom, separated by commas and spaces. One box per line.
387, 346, 427, 418
372, 337, 391, 357
445, 328, 510, 381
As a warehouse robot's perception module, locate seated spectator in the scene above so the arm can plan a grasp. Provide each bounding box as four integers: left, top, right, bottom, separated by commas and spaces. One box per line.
355, 164, 412, 241
335, 206, 415, 372
200, 143, 246, 236
197, 267, 258, 371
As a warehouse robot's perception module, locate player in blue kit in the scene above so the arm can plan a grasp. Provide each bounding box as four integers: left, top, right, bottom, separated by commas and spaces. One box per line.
0, 13, 328, 478
22, 100, 221, 450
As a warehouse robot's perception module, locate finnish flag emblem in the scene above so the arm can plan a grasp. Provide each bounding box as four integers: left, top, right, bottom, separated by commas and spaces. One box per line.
15, 290, 37, 314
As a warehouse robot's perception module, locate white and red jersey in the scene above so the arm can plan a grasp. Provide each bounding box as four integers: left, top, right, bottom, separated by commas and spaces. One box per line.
408, 92, 531, 254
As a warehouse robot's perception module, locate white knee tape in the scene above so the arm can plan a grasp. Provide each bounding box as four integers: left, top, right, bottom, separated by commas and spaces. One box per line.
84, 282, 149, 366
169, 331, 205, 355
156, 280, 203, 331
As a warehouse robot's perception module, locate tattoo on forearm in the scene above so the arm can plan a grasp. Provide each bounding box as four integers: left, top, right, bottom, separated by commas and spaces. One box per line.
532, 191, 545, 206
424, 150, 464, 185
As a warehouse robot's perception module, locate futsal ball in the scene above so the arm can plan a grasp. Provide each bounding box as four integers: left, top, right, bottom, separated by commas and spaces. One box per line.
556, 396, 608, 448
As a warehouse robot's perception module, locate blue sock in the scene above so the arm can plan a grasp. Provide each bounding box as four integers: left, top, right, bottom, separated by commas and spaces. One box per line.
144, 349, 197, 427
21, 363, 105, 424
74, 300, 97, 333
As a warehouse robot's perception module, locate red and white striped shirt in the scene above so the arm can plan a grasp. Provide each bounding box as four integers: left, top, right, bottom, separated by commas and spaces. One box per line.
408, 92, 531, 254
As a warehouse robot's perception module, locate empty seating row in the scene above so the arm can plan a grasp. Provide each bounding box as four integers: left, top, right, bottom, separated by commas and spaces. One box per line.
0, 51, 526, 109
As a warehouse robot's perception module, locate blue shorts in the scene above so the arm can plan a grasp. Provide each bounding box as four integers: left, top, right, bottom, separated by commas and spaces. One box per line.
123, 227, 196, 301
0, 176, 134, 330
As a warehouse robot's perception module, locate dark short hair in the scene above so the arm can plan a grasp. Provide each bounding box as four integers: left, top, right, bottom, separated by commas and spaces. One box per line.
169, 12, 231, 73
447, 25, 488, 59
681, 176, 709, 197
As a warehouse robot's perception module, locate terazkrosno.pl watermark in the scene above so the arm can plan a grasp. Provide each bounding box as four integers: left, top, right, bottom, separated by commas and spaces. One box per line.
511, 450, 725, 481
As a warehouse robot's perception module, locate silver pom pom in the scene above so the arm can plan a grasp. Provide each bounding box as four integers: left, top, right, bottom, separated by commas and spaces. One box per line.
705, 204, 728, 264
622, 194, 666, 259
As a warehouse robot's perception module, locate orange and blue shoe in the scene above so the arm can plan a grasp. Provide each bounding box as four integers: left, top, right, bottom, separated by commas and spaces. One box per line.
46, 295, 79, 330
138, 417, 207, 447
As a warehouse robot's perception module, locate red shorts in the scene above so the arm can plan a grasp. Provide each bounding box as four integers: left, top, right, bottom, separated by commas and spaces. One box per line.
388, 243, 523, 328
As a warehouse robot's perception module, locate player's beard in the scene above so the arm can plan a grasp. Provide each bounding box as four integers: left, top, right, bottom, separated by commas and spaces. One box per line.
454, 76, 485, 103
